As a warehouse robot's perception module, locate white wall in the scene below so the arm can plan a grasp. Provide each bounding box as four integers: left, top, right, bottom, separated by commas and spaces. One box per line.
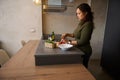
91, 0, 108, 59
43, 0, 87, 34
0, 0, 42, 56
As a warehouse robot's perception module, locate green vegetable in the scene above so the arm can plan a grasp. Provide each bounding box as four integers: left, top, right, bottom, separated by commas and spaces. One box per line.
45, 40, 54, 44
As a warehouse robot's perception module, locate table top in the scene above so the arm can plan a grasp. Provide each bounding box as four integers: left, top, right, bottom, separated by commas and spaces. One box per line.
0, 40, 96, 80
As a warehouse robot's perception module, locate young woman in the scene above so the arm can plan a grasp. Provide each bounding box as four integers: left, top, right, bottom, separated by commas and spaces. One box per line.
61, 3, 94, 68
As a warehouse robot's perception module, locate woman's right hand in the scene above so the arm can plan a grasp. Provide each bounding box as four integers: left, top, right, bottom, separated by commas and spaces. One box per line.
61, 33, 68, 39
61, 33, 74, 39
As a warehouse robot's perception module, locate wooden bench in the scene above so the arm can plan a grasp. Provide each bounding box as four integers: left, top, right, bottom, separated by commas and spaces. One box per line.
0, 40, 96, 80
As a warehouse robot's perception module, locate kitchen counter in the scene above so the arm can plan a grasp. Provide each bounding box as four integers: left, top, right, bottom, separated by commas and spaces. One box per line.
35, 39, 84, 65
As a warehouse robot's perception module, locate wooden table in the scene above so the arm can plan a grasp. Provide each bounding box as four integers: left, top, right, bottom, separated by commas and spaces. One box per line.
0, 40, 96, 80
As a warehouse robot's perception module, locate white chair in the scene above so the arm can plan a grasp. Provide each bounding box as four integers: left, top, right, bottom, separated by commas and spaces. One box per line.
0, 49, 10, 67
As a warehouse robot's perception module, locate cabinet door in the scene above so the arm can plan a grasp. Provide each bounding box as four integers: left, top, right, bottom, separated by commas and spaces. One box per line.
101, 0, 120, 79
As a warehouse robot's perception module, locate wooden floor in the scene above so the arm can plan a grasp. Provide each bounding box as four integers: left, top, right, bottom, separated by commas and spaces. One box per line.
0, 40, 96, 80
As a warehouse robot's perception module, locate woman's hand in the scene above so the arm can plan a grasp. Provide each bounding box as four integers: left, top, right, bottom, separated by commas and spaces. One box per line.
61, 33, 74, 39
61, 33, 68, 39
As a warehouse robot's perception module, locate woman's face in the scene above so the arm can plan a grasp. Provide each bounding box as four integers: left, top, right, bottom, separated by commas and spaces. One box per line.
76, 8, 87, 21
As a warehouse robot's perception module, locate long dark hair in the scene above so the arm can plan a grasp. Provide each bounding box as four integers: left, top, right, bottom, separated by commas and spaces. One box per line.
77, 3, 94, 22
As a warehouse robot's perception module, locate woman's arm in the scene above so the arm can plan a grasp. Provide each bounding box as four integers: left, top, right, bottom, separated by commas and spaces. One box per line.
71, 40, 77, 45
72, 22, 93, 46
76, 22, 93, 46
61, 33, 77, 45
61, 33, 74, 39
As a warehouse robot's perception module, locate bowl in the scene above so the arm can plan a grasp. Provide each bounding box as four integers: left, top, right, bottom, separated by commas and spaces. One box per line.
58, 44, 73, 51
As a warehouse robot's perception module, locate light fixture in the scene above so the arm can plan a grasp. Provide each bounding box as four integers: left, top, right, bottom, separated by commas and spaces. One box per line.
33, 0, 42, 5
43, 4, 47, 9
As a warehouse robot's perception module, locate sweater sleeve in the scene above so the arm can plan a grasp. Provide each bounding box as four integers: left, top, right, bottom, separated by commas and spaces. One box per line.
76, 22, 93, 46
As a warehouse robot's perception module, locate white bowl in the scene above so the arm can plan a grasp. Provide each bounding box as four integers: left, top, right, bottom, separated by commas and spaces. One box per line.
58, 44, 73, 51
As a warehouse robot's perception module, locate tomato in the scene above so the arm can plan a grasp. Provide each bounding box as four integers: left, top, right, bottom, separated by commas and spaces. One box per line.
59, 39, 66, 44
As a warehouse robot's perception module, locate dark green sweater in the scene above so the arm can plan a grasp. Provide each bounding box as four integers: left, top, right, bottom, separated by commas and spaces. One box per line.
73, 21, 94, 54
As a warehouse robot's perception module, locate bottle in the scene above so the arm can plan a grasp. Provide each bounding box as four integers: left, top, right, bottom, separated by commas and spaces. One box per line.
51, 31, 55, 41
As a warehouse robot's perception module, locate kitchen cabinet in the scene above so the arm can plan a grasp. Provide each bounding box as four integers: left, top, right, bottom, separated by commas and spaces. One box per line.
101, 0, 120, 79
